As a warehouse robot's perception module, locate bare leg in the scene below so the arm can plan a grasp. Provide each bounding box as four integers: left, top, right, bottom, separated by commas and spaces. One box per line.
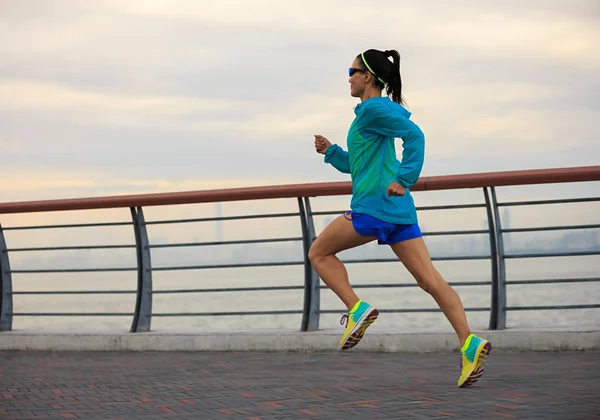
389, 237, 472, 347
308, 215, 375, 311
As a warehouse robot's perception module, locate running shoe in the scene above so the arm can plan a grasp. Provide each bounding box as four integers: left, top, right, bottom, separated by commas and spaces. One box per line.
458, 333, 492, 387
339, 300, 379, 350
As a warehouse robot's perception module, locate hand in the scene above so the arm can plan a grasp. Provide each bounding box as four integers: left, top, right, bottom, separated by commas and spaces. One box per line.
387, 182, 406, 197
314, 134, 332, 155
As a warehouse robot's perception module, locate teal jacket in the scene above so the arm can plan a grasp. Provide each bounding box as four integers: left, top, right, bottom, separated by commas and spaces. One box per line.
324, 96, 425, 225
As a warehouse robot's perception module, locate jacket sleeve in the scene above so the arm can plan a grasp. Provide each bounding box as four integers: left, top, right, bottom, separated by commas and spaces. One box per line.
323, 144, 351, 174
364, 106, 425, 188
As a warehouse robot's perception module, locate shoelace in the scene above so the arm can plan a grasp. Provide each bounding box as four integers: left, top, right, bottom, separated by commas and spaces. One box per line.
339, 313, 349, 327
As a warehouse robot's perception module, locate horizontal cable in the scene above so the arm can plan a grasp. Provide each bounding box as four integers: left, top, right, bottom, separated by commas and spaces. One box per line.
11, 267, 137, 273
11, 290, 136, 295
146, 212, 300, 225
150, 281, 492, 295
8, 244, 135, 252
416, 203, 486, 211
14, 312, 133, 316
154, 256, 491, 271
340, 281, 491, 289
310, 210, 346, 216
8, 281, 595, 296
150, 237, 302, 249
7, 231, 493, 253
320, 307, 490, 314
504, 250, 600, 259
153, 310, 302, 317
9, 282, 494, 297
506, 278, 600, 285
151, 233, 486, 250
11, 254, 492, 274
498, 197, 600, 207
150, 233, 487, 251
502, 224, 600, 233
312, 204, 485, 217
506, 304, 600, 311
423, 230, 488, 236
344, 255, 490, 263
2, 222, 132, 231
154, 285, 304, 294
14, 307, 597, 317
387, 307, 491, 313
153, 261, 303, 271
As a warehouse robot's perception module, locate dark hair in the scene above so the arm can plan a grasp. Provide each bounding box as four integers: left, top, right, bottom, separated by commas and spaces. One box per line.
357, 49, 405, 105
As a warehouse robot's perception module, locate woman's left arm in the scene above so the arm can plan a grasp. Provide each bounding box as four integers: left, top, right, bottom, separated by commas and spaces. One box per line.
367, 106, 425, 188
394, 120, 425, 188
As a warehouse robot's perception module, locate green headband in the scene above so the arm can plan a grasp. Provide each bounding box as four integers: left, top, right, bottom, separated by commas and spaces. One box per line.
361, 52, 386, 84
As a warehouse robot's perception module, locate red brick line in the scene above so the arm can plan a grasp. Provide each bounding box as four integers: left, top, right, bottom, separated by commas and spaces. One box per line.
491, 404, 517, 410
262, 402, 284, 408
217, 409, 238, 415
436, 412, 461, 418
485, 412, 518, 419
297, 409, 320, 416
60, 410, 104, 417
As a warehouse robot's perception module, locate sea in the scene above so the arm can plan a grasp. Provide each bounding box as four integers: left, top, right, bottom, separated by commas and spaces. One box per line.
3, 182, 599, 332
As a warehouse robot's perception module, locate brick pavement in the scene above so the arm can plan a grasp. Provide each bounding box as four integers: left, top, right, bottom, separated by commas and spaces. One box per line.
1, 350, 599, 419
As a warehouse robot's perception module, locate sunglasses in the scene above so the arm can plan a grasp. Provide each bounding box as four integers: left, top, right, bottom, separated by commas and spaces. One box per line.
348, 67, 368, 77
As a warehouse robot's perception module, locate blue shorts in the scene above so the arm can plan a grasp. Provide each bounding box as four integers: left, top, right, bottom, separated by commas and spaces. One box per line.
344, 211, 422, 245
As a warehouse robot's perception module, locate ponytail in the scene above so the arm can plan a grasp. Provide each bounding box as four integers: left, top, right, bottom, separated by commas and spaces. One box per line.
358, 49, 406, 106
384, 50, 404, 106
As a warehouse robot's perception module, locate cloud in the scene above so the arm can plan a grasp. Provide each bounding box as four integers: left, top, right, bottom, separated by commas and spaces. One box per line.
0, 0, 598, 203
0, 169, 277, 201
0, 80, 246, 114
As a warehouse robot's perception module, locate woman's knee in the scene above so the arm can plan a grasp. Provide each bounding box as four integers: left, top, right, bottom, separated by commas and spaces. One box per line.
308, 243, 324, 265
415, 267, 444, 294
415, 275, 432, 293
309, 240, 337, 266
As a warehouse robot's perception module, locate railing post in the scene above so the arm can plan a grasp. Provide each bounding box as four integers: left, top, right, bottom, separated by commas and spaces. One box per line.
130, 207, 153, 333
298, 197, 320, 331
483, 188, 500, 330
490, 187, 507, 329
0, 223, 13, 331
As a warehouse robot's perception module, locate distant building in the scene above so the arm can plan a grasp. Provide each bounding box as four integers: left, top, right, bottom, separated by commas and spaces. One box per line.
216, 202, 223, 242
323, 216, 334, 231
502, 208, 511, 248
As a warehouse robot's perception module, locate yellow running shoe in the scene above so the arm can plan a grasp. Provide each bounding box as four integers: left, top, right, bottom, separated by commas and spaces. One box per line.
339, 300, 379, 350
458, 333, 492, 387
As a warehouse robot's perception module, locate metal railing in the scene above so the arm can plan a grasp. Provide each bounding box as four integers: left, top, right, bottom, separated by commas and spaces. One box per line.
1, 166, 599, 332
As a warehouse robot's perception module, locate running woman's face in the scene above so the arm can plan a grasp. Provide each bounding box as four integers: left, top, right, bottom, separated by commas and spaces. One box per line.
349, 58, 368, 98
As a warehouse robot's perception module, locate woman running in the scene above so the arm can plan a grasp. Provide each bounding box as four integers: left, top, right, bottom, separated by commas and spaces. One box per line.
310, 48, 491, 387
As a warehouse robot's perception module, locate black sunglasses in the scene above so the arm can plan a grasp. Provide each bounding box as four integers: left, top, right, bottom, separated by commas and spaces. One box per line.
348, 67, 368, 77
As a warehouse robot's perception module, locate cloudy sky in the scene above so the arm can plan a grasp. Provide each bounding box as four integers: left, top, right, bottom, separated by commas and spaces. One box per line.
1, 1, 598, 332
1, 0, 599, 202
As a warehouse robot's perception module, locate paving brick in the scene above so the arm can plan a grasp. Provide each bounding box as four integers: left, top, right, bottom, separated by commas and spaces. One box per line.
1, 350, 599, 418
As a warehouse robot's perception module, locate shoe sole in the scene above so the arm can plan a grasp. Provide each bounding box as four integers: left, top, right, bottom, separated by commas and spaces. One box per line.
340, 308, 379, 350
459, 341, 492, 388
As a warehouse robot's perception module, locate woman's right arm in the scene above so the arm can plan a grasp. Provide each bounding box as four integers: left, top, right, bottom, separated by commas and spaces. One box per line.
324, 144, 351, 174
315, 134, 351, 174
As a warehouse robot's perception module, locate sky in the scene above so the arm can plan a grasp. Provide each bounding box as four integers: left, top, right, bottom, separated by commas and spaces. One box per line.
0, 0, 598, 203
1, 1, 599, 331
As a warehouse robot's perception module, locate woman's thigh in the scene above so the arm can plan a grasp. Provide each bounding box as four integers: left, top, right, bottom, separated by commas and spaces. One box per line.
309, 215, 376, 258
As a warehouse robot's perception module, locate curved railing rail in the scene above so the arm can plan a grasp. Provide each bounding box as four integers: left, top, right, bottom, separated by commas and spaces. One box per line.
1, 165, 599, 332
1, 166, 599, 214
